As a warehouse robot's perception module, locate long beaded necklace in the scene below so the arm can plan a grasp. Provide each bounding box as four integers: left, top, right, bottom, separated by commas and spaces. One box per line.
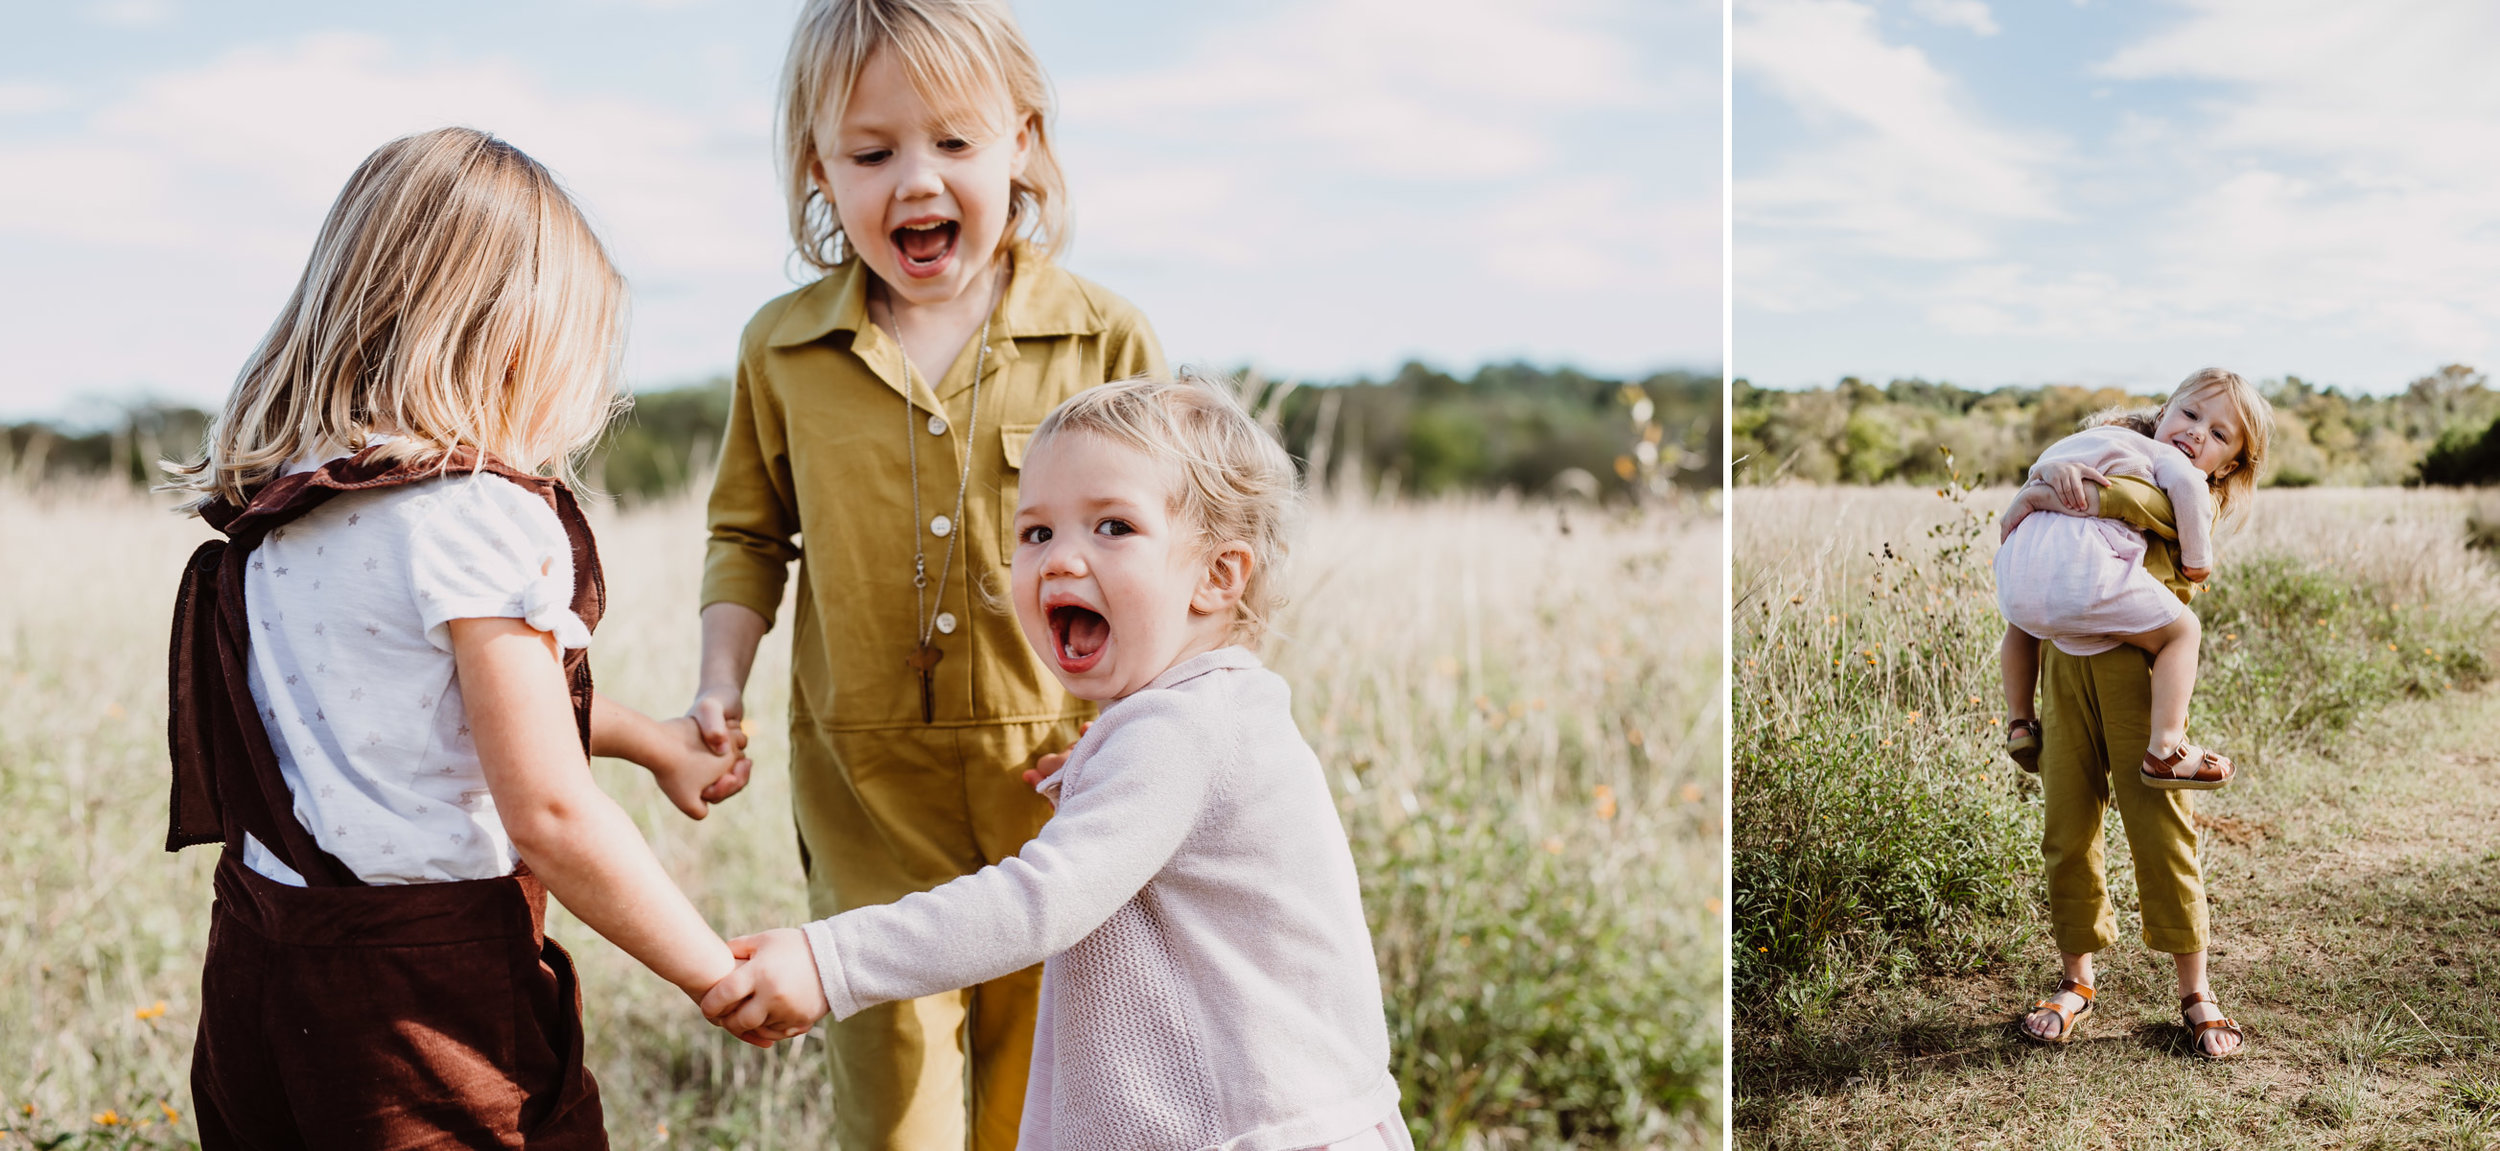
880, 275, 995, 723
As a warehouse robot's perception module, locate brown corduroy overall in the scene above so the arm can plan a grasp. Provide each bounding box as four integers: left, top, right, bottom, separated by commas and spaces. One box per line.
168, 449, 608, 1150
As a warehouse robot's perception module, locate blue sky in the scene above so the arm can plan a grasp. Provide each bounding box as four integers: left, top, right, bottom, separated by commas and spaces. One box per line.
0, 0, 1717, 420
1737, 0, 2500, 395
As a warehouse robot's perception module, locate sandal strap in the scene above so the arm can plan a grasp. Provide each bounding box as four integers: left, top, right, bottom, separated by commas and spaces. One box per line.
2059, 978, 2096, 1002
2146, 742, 2235, 782
2180, 990, 2216, 1010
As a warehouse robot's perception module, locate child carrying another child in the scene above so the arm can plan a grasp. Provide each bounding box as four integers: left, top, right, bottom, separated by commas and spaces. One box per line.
685, 1, 1162, 1145
1996, 367, 2268, 790
1992, 367, 2273, 1059
166, 127, 754, 1147
703, 377, 1409, 1151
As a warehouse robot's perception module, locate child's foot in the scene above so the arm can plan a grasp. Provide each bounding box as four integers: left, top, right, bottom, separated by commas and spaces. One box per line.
2141, 739, 2234, 791
2019, 977, 2094, 1044
2179, 991, 2246, 1058
2005, 717, 2042, 773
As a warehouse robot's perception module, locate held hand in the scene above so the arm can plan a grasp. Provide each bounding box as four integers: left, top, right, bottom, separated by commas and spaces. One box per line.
686, 688, 752, 806
2001, 486, 2042, 542
1020, 721, 1092, 807
2038, 462, 2111, 512
645, 716, 751, 820
700, 929, 830, 1043
2181, 565, 2211, 583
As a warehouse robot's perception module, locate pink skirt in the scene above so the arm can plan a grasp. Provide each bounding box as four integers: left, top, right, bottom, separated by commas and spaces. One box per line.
1995, 513, 2185, 656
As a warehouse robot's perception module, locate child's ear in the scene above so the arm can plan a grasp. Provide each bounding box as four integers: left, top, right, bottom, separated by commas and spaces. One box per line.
1008, 112, 1034, 181
1189, 542, 1254, 618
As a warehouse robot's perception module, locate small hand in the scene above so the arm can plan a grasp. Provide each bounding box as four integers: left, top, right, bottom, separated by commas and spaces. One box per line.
1020, 721, 1092, 807
685, 688, 753, 807
2001, 485, 2044, 542
2038, 462, 2111, 513
700, 929, 830, 1042
2181, 565, 2211, 583
646, 716, 750, 820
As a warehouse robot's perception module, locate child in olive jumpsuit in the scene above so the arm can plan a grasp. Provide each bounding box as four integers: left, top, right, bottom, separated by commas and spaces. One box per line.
687, 1, 1161, 1146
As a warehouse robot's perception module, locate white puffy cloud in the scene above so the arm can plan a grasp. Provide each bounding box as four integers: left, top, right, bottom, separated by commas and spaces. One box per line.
1055, 0, 1716, 375
1911, 0, 1998, 36
1735, 0, 2060, 280
0, 32, 785, 411
1738, 0, 2500, 389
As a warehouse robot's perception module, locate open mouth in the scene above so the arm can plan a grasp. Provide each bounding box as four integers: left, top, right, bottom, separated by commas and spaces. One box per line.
892, 220, 958, 277
1048, 604, 1109, 672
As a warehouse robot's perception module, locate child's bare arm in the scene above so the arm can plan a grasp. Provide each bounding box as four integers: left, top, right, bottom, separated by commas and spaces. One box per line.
592, 693, 749, 820
687, 602, 770, 778
452, 618, 736, 1000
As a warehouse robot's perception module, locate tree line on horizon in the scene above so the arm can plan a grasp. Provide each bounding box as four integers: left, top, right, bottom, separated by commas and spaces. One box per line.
1734, 364, 2500, 488
0, 361, 1719, 504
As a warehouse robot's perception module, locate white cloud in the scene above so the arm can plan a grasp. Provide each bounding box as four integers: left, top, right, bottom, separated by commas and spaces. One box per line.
1051, 0, 1715, 374
1734, 0, 2061, 314
1911, 0, 1998, 36
1739, 0, 2500, 387
0, 32, 786, 410
0, 82, 67, 116
88, 0, 174, 29
1061, 0, 1661, 183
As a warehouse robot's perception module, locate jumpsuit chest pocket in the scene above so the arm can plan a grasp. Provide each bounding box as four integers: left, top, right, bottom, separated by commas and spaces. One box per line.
999, 422, 1040, 556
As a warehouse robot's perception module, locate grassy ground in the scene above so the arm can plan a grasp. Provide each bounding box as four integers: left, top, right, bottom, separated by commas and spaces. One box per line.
1735, 484, 2500, 1150
0, 482, 1721, 1151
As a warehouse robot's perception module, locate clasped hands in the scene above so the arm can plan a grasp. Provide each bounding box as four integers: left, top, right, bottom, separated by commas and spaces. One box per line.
677, 711, 1085, 1048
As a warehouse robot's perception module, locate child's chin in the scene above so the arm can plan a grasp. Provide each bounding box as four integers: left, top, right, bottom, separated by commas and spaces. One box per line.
1045, 665, 1119, 702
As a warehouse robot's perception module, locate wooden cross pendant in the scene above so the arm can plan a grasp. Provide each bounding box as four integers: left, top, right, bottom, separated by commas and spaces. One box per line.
905, 643, 944, 723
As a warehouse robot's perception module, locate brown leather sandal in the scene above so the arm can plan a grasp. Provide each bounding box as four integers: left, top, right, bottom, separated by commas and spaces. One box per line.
2019, 977, 2094, 1045
2179, 991, 2246, 1059
2141, 740, 2233, 791
2006, 718, 2042, 773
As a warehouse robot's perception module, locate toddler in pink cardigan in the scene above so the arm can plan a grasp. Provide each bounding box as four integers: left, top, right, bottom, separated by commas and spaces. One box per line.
703, 376, 1409, 1151
1995, 367, 2273, 791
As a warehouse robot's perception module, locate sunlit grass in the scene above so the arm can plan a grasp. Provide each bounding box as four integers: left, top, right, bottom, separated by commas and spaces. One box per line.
0, 482, 1721, 1151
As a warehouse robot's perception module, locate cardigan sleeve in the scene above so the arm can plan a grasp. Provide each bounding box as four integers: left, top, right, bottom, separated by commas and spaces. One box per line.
804, 687, 1223, 1019
2149, 450, 2214, 573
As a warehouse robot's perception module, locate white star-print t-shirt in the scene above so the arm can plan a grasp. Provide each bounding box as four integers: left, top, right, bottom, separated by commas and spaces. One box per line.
239, 454, 591, 886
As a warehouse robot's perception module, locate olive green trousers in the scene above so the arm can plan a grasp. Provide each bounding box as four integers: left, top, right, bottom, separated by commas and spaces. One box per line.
791, 711, 1083, 1151
2037, 644, 2209, 956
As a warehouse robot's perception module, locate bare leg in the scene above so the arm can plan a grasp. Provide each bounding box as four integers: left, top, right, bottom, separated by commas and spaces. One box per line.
2023, 951, 2095, 1040
2119, 610, 2201, 760
2001, 624, 2041, 724
2173, 950, 2241, 1057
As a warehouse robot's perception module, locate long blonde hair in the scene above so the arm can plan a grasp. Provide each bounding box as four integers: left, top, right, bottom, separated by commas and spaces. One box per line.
2087, 367, 2274, 521
1031, 374, 1301, 648
168, 126, 625, 511
778, 0, 1067, 276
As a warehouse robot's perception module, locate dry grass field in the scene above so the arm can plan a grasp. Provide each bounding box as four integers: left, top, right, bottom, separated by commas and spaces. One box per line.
0, 482, 1721, 1150
1734, 483, 2500, 1149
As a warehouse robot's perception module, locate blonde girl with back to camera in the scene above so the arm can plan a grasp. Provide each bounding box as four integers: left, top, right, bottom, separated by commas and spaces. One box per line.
704, 375, 1413, 1151
166, 126, 753, 1148
683, 0, 1164, 1145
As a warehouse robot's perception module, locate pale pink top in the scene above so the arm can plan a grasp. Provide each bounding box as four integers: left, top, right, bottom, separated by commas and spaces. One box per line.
2026, 425, 2214, 572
